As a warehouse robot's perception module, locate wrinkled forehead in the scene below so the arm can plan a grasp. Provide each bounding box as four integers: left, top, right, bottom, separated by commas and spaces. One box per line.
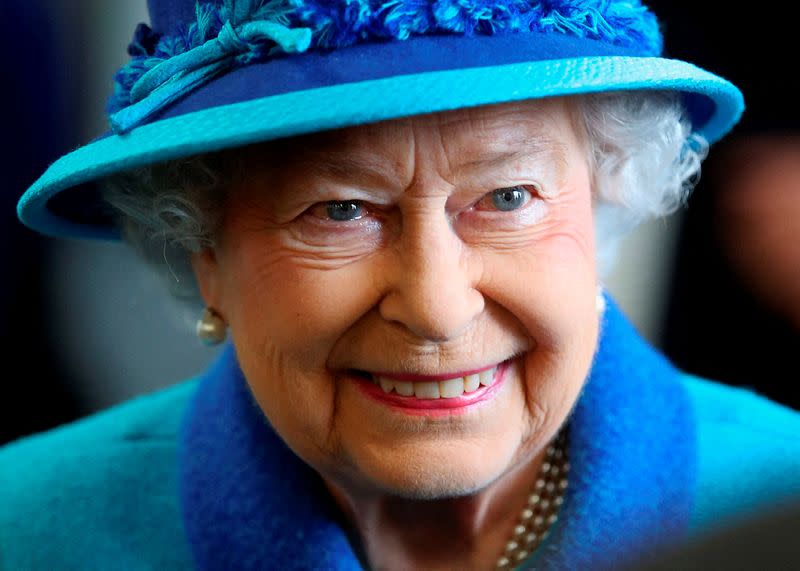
244, 97, 582, 169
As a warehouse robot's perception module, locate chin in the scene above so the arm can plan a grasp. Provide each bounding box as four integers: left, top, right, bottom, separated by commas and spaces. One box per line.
374, 469, 497, 501
347, 440, 518, 500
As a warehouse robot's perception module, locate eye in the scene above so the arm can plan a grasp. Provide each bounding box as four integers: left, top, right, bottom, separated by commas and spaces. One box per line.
310, 200, 365, 222
476, 186, 534, 212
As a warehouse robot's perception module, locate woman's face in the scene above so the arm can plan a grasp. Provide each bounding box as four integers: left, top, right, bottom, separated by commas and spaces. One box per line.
192, 98, 599, 499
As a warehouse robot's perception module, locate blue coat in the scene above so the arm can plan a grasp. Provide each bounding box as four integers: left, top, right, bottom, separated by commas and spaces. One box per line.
2, 300, 799, 570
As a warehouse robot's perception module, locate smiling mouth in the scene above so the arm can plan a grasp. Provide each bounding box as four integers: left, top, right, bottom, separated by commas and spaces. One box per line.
347, 361, 510, 412
353, 365, 499, 399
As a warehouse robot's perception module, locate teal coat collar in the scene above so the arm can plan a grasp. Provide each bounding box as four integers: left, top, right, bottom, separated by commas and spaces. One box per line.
179, 298, 696, 569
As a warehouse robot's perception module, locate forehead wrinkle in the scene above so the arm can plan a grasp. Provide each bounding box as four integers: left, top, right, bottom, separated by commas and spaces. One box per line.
282, 124, 413, 190
431, 105, 572, 179
452, 134, 570, 182
306, 150, 399, 185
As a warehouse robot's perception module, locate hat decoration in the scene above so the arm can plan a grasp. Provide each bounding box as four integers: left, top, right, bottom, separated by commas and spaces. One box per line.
110, 1, 313, 133
109, 0, 662, 133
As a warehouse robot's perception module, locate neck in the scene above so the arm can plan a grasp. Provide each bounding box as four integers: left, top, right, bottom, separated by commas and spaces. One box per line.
324, 449, 546, 570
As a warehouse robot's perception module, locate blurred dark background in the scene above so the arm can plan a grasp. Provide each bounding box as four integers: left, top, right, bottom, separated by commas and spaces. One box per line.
1, 0, 82, 443
1, 0, 221, 445
651, 1, 800, 410
2, 1, 798, 446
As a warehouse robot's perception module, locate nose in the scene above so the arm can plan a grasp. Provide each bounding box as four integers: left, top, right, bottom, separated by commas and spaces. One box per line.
378, 201, 484, 341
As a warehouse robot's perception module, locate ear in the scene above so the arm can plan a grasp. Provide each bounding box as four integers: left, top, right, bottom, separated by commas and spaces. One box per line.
191, 248, 223, 310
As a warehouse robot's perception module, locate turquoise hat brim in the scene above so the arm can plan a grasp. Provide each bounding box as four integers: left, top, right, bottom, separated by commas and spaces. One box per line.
18, 55, 744, 240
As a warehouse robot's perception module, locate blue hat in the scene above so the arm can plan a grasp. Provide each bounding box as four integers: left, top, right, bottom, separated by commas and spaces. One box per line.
18, 0, 744, 239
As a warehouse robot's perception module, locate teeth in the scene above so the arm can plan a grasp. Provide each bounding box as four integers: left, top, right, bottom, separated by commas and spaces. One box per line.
371, 366, 499, 399
439, 377, 465, 398
464, 373, 481, 393
414, 381, 440, 399
394, 381, 414, 396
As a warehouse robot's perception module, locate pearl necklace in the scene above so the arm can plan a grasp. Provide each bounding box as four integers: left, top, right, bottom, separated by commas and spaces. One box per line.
496, 429, 570, 569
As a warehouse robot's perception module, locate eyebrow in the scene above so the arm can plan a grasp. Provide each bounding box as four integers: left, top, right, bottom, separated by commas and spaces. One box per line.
298, 133, 570, 186
303, 151, 401, 189
455, 135, 570, 179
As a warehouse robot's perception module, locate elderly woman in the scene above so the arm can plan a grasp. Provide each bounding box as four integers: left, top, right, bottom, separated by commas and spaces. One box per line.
3, 1, 800, 569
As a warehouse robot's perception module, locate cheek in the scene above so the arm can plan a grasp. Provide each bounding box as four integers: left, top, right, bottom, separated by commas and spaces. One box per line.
475, 182, 598, 438
478, 180, 596, 339
215, 220, 385, 460
220, 228, 380, 363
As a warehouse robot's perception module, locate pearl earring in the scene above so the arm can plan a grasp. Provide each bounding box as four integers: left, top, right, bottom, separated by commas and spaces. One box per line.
196, 308, 227, 345
596, 286, 606, 314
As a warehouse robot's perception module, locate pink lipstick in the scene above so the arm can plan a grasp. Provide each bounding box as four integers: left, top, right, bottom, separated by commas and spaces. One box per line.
351, 360, 510, 416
